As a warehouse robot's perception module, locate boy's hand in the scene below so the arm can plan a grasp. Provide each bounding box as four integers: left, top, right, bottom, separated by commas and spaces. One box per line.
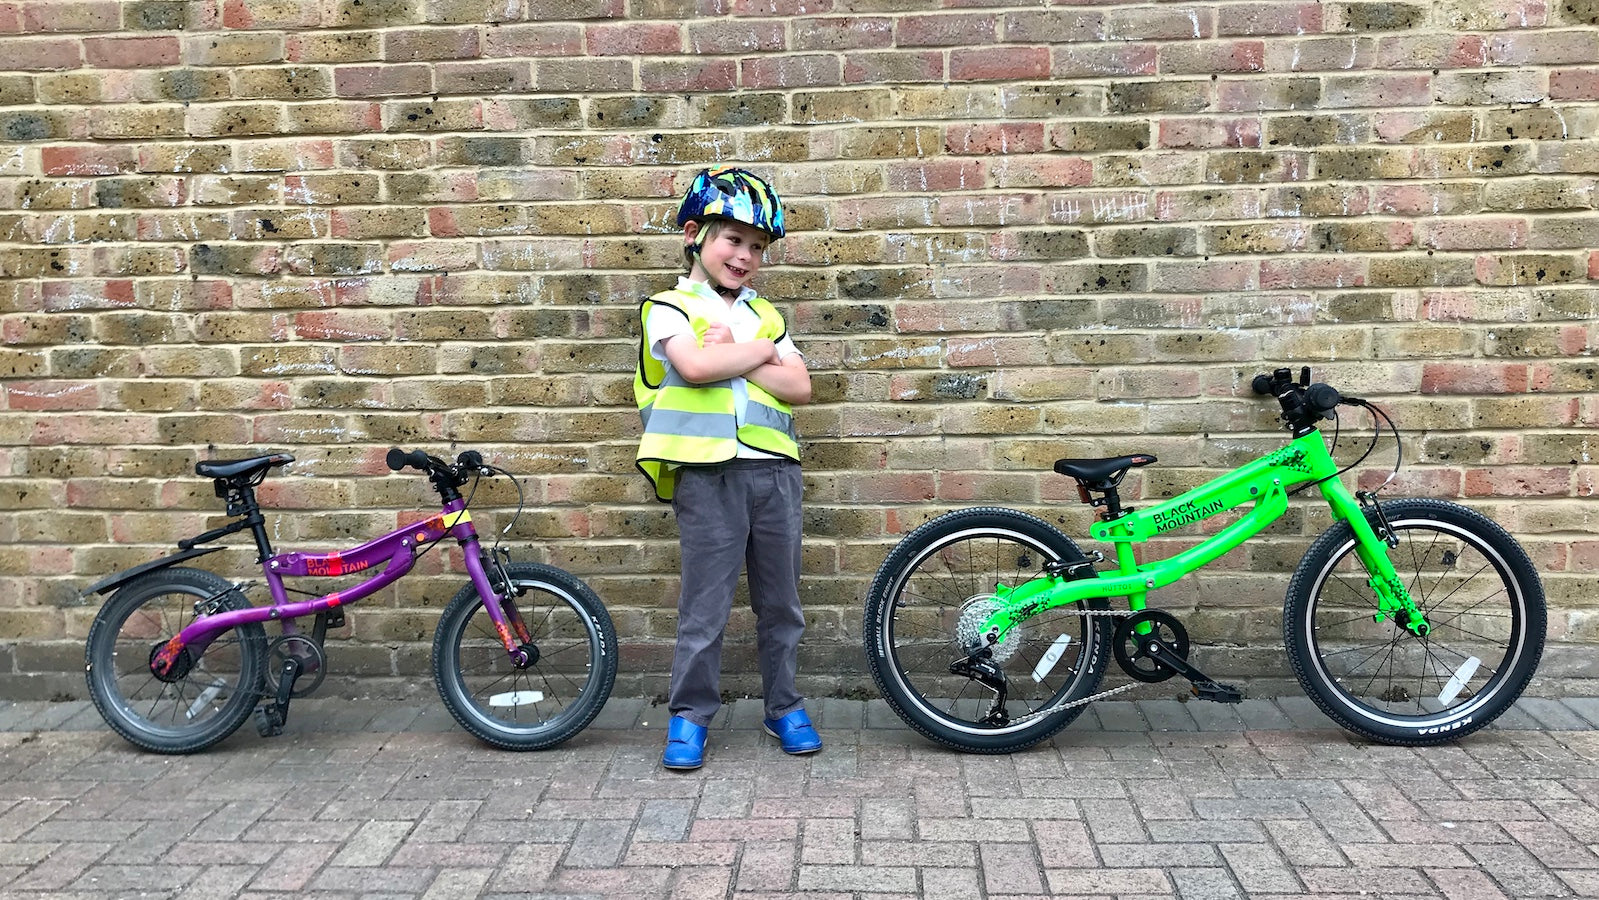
701, 322, 734, 345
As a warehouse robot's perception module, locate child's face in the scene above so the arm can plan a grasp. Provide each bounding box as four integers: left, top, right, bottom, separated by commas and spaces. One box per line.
690, 220, 768, 293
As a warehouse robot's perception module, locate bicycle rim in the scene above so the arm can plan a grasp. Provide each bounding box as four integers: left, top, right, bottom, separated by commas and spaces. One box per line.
86, 571, 264, 753
435, 570, 614, 750
876, 523, 1107, 742
1296, 514, 1538, 735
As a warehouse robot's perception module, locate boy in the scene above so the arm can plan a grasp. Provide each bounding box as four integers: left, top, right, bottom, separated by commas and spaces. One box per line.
633, 167, 819, 770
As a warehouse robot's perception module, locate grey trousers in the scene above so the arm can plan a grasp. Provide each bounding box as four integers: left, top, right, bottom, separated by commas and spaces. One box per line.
668, 459, 806, 727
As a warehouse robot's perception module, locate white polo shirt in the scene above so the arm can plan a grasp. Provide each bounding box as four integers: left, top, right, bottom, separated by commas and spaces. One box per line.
645, 277, 801, 460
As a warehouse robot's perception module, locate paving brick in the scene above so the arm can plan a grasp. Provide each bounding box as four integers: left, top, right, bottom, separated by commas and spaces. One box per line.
0, 697, 1591, 900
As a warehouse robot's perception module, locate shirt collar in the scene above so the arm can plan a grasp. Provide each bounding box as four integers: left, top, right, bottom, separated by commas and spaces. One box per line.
677, 275, 756, 308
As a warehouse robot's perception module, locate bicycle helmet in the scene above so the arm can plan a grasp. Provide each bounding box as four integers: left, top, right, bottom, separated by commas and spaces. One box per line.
676, 166, 785, 240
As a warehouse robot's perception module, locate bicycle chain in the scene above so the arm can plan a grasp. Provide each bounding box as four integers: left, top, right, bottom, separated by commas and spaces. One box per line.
996, 606, 1168, 726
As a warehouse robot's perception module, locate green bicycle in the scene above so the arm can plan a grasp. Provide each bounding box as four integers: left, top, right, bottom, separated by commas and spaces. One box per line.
864, 367, 1546, 752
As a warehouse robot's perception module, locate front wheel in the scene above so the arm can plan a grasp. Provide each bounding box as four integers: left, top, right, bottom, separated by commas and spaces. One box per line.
864, 508, 1113, 754
85, 568, 267, 754
1285, 499, 1545, 745
433, 562, 617, 751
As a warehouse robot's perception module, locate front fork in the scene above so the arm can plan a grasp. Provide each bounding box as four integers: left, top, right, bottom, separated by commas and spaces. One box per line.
468, 544, 536, 665
1349, 492, 1431, 637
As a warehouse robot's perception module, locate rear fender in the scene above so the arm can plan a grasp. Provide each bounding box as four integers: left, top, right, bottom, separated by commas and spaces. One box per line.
80, 547, 226, 598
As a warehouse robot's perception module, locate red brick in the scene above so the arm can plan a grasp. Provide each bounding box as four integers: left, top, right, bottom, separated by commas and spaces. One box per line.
585, 22, 680, 56
335, 64, 430, 98
1421, 362, 1529, 394
1159, 116, 1262, 149
897, 12, 995, 47
1154, 260, 1257, 292
1417, 217, 1528, 251
23, 0, 118, 32
991, 156, 1092, 189
742, 54, 841, 89
640, 59, 737, 93
727, 0, 832, 15
884, 160, 986, 193
1377, 35, 1488, 69
1551, 68, 1599, 101
951, 46, 1050, 82
841, 472, 935, 503
481, 23, 581, 57
1259, 258, 1366, 290
41, 145, 138, 176
844, 50, 943, 84
1323, 73, 1433, 108
1464, 467, 1572, 498
1159, 40, 1266, 75
944, 123, 1045, 156
84, 35, 180, 67
1217, 3, 1323, 35
0, 36, 80, 69
292, 310, 393, 341
1356, 468, 1463, 497
221, 0, 320, 28
385, 27, 479, 62
937, 194, 1043, 228
6, 380, 99, 410
790, 17, 887, 51
1053, 44, 1157, 77
1591, 250, 1599, 280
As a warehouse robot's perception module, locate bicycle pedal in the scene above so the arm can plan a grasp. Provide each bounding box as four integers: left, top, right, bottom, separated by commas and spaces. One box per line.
1191, 681, 1243, 704
254, 706, 284, 738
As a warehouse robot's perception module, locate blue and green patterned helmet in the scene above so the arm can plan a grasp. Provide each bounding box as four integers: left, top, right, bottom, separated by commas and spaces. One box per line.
676, 167, 785, 239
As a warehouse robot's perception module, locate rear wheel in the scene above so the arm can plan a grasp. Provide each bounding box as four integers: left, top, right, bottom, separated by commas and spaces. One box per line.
433, 562, 617, 750
864, 508, 1112, 754
85, 568, 266, 754
1285, 499, 1545, 745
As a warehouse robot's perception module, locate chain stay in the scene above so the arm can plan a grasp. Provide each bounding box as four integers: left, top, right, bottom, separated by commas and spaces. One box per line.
988, 606, 1158, 726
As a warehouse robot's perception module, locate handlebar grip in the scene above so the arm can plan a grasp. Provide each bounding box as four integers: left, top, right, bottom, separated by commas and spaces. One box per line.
1251, 373, 1275, 396
386, 447, 430, 472
1305, 383, 1342, 415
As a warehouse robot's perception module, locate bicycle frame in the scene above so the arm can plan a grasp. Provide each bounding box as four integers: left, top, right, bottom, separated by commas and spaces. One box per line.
150, 499, 530, 676
982, 428, 1428, 640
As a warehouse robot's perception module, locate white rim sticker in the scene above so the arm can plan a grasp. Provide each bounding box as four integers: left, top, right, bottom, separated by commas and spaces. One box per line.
489, 690, 544, 708
1437, 656, 1480, 706
1032, 634, 1073, 683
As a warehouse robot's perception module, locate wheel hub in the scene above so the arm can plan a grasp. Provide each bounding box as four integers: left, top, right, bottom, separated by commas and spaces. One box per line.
956, 596, 1020, 663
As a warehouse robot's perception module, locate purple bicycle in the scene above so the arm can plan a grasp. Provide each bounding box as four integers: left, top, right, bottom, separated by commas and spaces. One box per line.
82, 448, 617, 754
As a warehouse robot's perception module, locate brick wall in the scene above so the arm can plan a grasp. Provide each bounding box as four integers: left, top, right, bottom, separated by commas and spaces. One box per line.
1, 0, 1595, 701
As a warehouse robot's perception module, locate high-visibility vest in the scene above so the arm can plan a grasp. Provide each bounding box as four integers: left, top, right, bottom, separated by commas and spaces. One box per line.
634, 288, 800, 502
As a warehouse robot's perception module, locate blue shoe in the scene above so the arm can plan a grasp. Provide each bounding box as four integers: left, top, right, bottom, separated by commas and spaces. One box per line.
662, 715, 707, 770
762, 708, 822, 755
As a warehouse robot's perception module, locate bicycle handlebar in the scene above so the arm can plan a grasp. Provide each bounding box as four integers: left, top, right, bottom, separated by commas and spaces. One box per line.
387, 448, 494, 502
1252, 367, 1343, 430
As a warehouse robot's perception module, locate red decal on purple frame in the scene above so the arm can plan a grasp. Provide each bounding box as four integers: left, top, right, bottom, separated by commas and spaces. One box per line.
151, 635, 186, 678
305, 553, 371, 577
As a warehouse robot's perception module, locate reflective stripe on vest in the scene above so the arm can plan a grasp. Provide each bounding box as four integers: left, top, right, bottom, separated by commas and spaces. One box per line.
634, 289, 799, 502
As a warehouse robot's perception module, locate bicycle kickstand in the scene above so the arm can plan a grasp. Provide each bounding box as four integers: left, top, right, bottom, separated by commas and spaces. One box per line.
254, 656, 302, 737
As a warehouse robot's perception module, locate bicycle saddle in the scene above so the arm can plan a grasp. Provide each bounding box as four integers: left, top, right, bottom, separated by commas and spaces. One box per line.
1053, 454, 1156, 485
195, 453, 295, 480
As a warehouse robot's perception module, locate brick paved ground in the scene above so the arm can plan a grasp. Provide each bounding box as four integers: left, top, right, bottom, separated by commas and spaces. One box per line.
1, 696, 1596, 899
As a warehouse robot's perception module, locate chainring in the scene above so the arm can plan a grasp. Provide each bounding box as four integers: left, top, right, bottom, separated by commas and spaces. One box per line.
1112, 609, 1189, 683
267, 634, 327, 698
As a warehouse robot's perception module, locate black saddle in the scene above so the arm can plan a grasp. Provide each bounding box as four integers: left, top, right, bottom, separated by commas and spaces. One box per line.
195, 453, 295, 481
1053, 454, 1156, 488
